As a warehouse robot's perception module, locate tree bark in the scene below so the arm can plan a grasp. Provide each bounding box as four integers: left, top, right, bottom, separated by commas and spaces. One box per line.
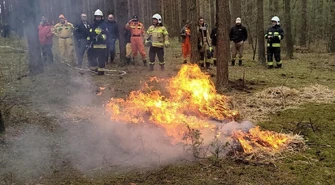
230, 0, 241, 25
284, 0, 293, 58
216, 0, 230, 90
116, 0, 128, 62
188, 0, 199, 63
24, 0, 44, 74
329, 0, 335, 53
0, 111, 5, 134
257, 0, 266, 64
299, 0, 307, 47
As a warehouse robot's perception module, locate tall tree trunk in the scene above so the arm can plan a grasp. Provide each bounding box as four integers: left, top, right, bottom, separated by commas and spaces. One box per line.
329, 0, 335, 53
230, 0, 241, 25
0, 111, 5, 134
284, 0, 293, 58
116, 0, 128, 62
24, 0, 43, 74
216, 0, 230, 90
188, 0, 199, 63
299, 0, 307, 47
257, 0, 266, 64
210, 0, 216, 28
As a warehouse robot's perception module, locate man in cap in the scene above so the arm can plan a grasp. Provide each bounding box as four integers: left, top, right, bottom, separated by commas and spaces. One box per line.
180, 20, 191, 64
52, 14, 75, 65
125, 15, 147, 66
229, 17, 248, 66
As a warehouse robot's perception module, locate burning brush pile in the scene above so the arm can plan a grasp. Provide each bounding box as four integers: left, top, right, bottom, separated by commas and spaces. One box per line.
105, 64, 305, 161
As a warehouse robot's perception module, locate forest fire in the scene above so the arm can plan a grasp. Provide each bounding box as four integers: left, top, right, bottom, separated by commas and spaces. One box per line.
105, 64, 301, 154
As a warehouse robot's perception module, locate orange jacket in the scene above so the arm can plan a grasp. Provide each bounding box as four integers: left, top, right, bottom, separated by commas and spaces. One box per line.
125, 21, 145, 37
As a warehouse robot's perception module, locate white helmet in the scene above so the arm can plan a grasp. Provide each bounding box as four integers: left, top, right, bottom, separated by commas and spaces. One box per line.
94, 9, 103, 16
152, 14, 162, 23
271, 16, 280, 25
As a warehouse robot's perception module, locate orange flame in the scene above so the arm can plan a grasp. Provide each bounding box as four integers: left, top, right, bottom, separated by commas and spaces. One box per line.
232, 126, 290, 153
106, 64, 236, 140
105, 64, 291, 153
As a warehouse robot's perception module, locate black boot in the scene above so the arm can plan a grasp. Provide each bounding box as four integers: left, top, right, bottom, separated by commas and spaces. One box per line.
149, 64, 154, 71
126, 57, 131, 65
276, 64, 282, 68
143, 60, 148, 67
205, 62, 211, 70
213, 60, 217, 66
183, 60, 187, 64
268, 65, 274, 69
231, 60, 235, 66
160, 64, 165, 71
200, 63, 205, 68
238, 60, 242, 66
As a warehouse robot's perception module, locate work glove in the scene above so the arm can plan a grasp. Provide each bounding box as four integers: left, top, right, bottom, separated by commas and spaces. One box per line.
164, 41, 170, 48
209, 46, 213, 52
145, 40, 151, 47
95, 28, 102, 35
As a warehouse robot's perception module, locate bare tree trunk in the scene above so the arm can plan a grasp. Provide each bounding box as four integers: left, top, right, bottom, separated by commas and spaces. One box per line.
24, 0, 43, 74
257, 0, 266, 64
188, 0, 199, 63
330, 0, 335, 53
0, 111, 5, 134
299, 0, 307, 47
216, 0, 230, 90
284, 0, 293, 58
230, 0, 241, 25
116, 0, 128, 62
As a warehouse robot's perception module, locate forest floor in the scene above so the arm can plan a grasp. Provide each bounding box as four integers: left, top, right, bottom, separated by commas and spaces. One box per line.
0, 37, 335, 185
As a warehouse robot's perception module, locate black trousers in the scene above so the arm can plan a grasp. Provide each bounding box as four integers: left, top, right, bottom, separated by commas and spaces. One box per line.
267, 47, 281, 65
41, 44, 54, 63
149, 46, 164, 65
75, 39, 87, 66
87, 48, 107, 68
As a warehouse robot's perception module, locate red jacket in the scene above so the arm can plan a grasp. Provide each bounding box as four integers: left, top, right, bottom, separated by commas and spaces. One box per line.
38, 24, 53, 45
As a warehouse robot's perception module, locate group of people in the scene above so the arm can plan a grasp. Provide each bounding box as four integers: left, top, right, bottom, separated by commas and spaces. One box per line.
38, 9, 170, 75
37, 9, 284, 75
180, 16, 284, 69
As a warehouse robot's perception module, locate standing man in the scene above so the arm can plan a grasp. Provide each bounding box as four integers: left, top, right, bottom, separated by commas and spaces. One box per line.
265, 16, 284, 68
180, 20, 191, 64
146, 14, 170, 71
86, 9, 109, 75
210, 23, 218, 66
52, 14, 75, 65
125, 15, 147, 66
38, 16, 54, 63
229, 17, 248, 66
197, 17, 212, 69
74, 14, 90, 68
124, 28, 132, 65
106, 14, 119, 64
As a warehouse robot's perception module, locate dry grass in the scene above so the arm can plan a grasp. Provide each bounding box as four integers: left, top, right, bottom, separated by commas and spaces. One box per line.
233, 85, 335, 122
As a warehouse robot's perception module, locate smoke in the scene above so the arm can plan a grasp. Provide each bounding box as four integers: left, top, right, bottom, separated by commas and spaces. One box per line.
0, 67, 255, 183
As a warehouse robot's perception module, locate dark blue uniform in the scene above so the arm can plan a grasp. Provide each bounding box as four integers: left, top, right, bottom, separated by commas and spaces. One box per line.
265, 25, 284, 68
87, 20, 109, 75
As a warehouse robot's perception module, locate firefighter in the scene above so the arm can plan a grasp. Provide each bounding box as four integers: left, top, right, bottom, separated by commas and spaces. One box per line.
52, 14, 75, 65
210, 23, 217, 66
106, 14, 119, 64
265, 16, 284, 68
125, 15, 147, 66
86, 9, 109, 75
229, 17, 248, 66
180, 20, 191, 64
197, 17, 212, 69
124, 27, 132, 65
145, 14, 170, 71
74, 14, 90, 68
38, 16, 54, 63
